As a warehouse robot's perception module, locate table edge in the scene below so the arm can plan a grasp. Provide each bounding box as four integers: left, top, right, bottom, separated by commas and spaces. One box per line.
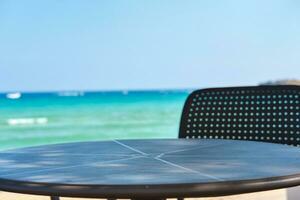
1, 173, 300, 198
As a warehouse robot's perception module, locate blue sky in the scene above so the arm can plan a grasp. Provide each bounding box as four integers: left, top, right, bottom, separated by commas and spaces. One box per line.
0, 0, 299, 92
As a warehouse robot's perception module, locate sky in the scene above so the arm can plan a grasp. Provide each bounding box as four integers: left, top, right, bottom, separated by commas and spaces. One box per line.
0, 0, 300, 92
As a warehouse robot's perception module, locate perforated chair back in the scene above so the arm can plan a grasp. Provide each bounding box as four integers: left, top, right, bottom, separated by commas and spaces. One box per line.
179, 85, 300, 146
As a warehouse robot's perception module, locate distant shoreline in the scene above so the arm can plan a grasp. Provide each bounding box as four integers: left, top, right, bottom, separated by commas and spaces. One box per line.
0, 88, 194, 95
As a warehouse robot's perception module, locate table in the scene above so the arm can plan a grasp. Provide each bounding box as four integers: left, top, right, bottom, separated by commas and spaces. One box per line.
1, 139, 300, 200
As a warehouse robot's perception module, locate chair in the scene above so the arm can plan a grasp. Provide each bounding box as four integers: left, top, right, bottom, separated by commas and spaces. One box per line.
179, 85, 300, 146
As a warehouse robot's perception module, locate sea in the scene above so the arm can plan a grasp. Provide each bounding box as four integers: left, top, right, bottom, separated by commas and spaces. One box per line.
0, 90, 190, 150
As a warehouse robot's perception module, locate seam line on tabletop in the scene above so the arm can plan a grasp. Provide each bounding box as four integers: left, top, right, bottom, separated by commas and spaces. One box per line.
113, 140, 148, 156
154, 157, 223, 181
156, 142, 229, 158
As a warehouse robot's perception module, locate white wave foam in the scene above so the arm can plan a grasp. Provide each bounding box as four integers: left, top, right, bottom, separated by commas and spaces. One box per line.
6, 92, 21, 99
7, 117, 48, 126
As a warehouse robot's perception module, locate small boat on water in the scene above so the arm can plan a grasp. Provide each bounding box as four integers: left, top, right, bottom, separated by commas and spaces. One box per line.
6, 92, 21, 99
57, 91, 84, 97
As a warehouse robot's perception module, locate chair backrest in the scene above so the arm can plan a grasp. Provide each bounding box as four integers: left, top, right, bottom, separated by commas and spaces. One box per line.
179, 85, 300, 146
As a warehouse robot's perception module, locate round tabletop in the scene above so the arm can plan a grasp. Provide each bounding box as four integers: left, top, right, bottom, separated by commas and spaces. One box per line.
1, 139, 300, 199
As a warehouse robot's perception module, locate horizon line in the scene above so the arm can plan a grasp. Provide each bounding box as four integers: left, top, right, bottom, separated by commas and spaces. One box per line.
0, 87, 196, 95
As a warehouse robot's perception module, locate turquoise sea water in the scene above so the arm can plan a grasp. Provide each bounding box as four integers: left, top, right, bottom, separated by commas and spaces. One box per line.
0, 90, 189, 150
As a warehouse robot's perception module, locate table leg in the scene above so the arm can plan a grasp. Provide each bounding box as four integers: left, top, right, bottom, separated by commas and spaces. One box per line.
50, 196, 60, 200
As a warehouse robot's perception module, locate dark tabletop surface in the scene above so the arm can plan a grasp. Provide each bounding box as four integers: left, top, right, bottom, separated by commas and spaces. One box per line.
1, 139, 300, 198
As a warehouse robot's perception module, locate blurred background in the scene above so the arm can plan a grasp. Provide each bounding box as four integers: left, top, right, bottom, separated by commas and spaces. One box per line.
0, 0, 299, 150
